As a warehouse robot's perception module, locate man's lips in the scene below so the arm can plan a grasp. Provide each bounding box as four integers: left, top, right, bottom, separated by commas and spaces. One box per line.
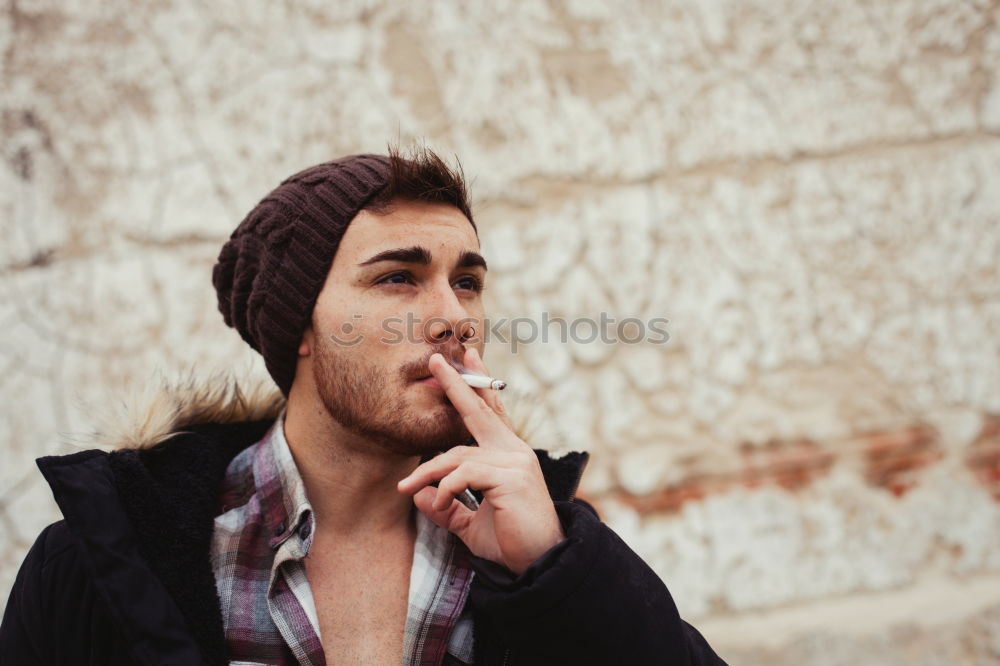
414, 375, 444, 391
411, 353, 470, 393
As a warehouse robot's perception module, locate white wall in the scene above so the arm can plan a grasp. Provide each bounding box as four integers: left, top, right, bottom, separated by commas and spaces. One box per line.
3, 1, 1000, 662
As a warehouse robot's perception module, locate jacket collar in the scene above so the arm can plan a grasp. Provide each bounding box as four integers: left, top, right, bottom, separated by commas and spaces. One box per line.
38, 368, 589, 665
38, 420, 273, 666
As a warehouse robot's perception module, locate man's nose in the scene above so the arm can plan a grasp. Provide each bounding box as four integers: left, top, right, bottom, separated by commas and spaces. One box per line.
422, 280, 476, 344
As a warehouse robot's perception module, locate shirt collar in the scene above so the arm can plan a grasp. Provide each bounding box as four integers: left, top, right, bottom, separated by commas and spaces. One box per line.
251, 406, 314, 550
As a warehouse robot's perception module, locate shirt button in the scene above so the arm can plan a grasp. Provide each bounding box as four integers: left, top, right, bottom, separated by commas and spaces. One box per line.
274, 521, 286, 536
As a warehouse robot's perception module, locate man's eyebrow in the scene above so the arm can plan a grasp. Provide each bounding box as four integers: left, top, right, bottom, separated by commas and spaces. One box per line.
457, 250, 488, 271
358, 246, 431, 266
358, 246, 488, 271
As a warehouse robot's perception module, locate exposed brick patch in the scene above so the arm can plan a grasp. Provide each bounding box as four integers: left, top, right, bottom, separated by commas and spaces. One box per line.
966, 414, 1000, 501
613, 477, 715, 514
739, 438, 835, 492
612, 439, 835, 515
861, 424, 943, 497
607, 427, 960, 514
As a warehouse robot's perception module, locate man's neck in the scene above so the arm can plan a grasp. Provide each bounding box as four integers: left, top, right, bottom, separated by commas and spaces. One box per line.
282, 397, 420, 537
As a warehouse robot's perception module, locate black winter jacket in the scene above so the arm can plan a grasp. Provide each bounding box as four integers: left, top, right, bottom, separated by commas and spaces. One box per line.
1, 380, 727, 666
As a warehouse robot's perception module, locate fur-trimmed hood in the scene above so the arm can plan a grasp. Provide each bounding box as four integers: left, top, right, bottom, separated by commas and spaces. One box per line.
71, 364, 571, 456
73, 366, 289, 451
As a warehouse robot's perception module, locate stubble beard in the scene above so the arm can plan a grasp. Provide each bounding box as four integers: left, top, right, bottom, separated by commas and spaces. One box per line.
313, 337, 471, 457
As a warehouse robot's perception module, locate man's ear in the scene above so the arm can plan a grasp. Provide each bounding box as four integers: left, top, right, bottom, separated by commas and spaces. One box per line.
298, 325, 313, 357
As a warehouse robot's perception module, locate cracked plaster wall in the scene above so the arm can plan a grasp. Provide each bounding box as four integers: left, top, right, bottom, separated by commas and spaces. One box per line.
3, 1, 1000, 663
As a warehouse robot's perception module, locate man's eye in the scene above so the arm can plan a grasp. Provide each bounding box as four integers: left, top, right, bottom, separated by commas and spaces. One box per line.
378, 271, 413, 285
455, 276, 485, 292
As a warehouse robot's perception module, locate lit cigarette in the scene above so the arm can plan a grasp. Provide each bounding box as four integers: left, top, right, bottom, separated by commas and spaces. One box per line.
460, 373, 507, 391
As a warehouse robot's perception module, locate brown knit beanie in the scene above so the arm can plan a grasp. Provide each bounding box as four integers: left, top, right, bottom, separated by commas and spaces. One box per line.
212, 154, 391, 397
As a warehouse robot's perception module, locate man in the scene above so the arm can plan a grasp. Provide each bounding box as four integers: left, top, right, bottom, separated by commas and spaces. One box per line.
1, 149, 727, 665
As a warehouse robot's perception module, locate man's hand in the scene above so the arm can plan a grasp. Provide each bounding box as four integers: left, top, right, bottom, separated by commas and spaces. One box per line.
397, 348, 565, 575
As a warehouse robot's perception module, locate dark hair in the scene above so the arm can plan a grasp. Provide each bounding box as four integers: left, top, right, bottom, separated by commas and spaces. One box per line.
364, 145, 476, 233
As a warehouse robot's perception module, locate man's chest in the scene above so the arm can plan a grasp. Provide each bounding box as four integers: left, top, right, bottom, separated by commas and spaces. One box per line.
304, 540, 413, 664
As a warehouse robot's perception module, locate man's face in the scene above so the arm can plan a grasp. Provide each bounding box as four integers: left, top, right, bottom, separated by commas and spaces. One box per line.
300, 199, 487, 457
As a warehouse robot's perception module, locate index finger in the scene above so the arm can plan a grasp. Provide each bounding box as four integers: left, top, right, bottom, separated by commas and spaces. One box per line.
428, 353, 512, 447
462, 347, 515, 432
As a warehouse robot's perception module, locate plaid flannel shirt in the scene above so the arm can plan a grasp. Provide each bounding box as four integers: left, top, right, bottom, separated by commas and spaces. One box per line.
210, 407, 476, 665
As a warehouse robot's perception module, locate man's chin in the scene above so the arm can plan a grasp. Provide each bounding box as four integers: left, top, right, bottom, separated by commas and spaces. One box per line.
373, 408, 470, 457
313, 368, 470, 457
